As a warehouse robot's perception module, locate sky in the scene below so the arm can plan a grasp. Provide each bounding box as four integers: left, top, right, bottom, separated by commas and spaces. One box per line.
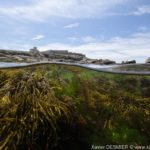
0, 0, 150, 62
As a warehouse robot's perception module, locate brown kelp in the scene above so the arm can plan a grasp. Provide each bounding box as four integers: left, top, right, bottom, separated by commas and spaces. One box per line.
0, 64, 150, 149
0, 70, 73, 149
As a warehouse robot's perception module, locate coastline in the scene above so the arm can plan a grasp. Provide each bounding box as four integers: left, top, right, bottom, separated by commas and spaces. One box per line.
0, 61, 150, 75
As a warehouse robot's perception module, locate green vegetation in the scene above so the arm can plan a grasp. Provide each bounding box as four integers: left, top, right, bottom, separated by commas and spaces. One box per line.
0, 64, 150, 149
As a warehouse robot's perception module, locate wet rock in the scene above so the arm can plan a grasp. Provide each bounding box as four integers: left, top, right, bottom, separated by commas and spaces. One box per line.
86, 59, 116, 65
122, 60, 136, 64
102, 59, 116, 65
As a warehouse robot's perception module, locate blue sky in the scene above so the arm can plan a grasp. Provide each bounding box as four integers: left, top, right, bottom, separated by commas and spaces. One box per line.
0, 0, 150, 62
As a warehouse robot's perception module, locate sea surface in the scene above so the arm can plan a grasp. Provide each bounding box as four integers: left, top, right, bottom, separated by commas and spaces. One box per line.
0, 62, 150, 75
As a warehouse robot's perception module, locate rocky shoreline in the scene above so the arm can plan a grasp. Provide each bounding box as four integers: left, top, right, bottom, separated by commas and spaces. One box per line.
0, 47, 149, 64
0, 47, 117, 65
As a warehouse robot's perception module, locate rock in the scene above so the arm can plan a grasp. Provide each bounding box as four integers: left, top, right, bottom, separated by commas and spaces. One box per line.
145, 58, 150, 63
0, 53, 7, 57
1, 48, 86, 63
87, 59, 116, 65
0, 47, 117, 64
29, 47, 43, 57
86, 59, 99, 64
122, 60, 136, 64
102, 59, 116, 65
41, 50, 85, 61
13, 56, 24, 61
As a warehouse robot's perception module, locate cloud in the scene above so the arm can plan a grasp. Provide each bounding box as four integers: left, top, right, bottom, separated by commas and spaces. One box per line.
0, 0, 129, 21
68, 36, 79, 41
64, 23, 80, 29
0, 31, 150, 63
32, 35, 44, 40
133, 5, 150, 15
38, 32, 150, 62
81, 36, 96, 43
0, 41, 31, 51
68, 35, 96, 43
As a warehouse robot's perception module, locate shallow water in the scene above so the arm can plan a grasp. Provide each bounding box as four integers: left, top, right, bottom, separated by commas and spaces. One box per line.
0, 62, 28, 67
0, 62, 117, 68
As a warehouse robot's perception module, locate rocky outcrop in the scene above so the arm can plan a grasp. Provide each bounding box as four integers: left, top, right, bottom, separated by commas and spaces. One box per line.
0, 48, 86, 63
0, 49, 31, 62
122, 60, 136, 64
29, 47, 44, 58
29, 47, 46, 62
0, 49, 30, 56
86, 58, 116, 65
102, 59, 116, 65
0, 47, 118, 64
42, 50, 85, 61
145, 58, 150, 63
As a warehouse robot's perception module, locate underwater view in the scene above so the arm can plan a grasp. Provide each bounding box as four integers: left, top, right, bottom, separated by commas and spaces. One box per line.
1, 0, 150, 149
0, 64, 150, 149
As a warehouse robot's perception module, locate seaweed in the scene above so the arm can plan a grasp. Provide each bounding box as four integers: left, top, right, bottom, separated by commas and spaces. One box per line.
0, 64, 150, 149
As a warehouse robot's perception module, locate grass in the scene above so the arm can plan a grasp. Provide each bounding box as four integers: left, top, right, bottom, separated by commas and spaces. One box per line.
0, 64, 150, 149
